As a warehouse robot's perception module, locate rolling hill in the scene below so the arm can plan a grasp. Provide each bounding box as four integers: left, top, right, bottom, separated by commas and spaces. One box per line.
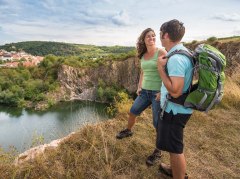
0, 41, 135, 58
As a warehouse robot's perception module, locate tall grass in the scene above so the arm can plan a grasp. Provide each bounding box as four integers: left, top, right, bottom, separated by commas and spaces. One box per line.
220, 76, 240, 110
0, 78, 239, 178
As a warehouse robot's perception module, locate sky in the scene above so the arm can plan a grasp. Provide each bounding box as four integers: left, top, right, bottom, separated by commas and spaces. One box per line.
0, 0, 239, 46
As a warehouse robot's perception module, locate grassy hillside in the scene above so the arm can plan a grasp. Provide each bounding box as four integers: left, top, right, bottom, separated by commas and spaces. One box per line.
186, 36, 240, 46
0, 41, 135, 58
218, 36, 240, 43
0, 73, 239, 178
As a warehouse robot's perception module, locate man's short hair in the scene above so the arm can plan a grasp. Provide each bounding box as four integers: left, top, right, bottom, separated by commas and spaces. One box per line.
160, 19, 185, 42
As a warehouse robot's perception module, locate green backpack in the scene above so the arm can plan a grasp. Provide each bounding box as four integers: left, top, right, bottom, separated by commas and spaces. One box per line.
166, 44, 226, 112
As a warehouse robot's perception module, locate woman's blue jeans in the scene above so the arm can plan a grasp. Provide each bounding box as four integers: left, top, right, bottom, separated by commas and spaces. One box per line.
130, 89, 160, 129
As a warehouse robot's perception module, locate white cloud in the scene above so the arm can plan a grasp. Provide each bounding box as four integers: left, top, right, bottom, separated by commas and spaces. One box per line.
213, 13, 240, 22
111, 10, 131, 26
40, 0, 58, 11
0, 0, 239, 45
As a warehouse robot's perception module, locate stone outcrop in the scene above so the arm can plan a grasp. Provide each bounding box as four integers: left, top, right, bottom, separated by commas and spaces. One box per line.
58, 57, 140, 101
14, 132, 76, 165
58, 41, 240, 102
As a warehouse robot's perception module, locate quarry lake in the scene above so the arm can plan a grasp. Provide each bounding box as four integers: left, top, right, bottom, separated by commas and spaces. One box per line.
0, 101, 108, 152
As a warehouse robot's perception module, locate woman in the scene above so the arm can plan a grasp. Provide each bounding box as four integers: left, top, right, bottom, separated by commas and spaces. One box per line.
116, 28, 167, 166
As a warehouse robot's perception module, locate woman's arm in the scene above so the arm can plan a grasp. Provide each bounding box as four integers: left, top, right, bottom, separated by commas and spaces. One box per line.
158, 48, 167, 57
137, 70, 143, 95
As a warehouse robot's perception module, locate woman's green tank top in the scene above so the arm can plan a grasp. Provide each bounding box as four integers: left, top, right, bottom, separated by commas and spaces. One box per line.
141, 50, 162, 91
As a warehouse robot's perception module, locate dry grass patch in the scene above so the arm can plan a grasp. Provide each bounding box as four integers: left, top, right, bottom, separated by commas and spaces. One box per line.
185, 108, 240, 178
4, 104, 239, 178
220, 77, 240, 110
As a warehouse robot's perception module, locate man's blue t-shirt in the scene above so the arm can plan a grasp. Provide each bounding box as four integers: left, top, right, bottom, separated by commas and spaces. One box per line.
160, 44, 193, 115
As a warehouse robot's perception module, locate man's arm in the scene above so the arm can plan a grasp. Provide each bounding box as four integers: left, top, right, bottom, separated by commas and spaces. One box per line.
158, 56, 184, 98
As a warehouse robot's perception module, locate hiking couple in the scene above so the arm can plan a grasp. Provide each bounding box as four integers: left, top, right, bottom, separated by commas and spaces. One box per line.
116, 19, 193, 179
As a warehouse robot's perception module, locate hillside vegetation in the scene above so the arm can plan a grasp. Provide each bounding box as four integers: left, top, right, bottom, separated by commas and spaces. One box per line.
0, 53, 136, 109
0, 41, 135, 59
0, 41, 137, 109
0, 56, 62, 109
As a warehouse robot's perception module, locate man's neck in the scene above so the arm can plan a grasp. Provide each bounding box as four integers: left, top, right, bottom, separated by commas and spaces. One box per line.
165, 42, 180, 52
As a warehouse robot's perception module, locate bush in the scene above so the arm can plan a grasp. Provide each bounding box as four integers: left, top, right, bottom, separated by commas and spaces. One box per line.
96, 78, 123, 102
47, 98, 56, 108
106, 104, 117, 117
104, 87, 118, 101
17, 98, 27, 108
114, 91, 132, 114
97, 87, 104, 101
35, 93, 46, 101
207, 36, 218, 43
191, 40, 197, 44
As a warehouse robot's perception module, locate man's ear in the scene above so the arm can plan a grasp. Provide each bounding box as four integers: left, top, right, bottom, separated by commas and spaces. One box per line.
161, 32, 168, 40
163, 32, 169, 39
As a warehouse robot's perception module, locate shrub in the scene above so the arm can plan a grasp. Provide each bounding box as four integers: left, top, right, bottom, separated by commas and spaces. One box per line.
97, 87, 104, 101
17, 98, 27, 108
47, 98, 56, 108
191, 40, 197, 44
114, 91, 132, 114
106, 104, 117, 117
207, 36, 218, 43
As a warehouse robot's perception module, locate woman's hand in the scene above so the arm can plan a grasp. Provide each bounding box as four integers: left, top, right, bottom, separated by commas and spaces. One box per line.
155, 92, 161, 101
136, 88, 142, 96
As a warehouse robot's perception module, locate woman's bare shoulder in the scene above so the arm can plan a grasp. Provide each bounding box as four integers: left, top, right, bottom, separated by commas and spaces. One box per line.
158, 48, 167, 56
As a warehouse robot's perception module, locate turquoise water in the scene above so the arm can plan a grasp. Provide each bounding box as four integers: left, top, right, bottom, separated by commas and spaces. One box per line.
0, 101, 108, 152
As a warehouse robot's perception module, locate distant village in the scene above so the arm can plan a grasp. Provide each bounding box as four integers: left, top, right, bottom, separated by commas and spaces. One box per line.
0, 49, 44, 68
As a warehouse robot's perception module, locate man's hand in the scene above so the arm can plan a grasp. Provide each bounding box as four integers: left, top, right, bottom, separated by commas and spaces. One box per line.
155, 92, 161, 101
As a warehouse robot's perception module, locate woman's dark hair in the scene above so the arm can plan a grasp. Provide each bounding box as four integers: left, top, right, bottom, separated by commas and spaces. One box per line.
136, 28, 155, 59
160, 19, 185, 42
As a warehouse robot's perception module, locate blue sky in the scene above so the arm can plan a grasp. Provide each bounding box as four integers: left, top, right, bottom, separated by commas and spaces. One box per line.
0, 0, 239, 46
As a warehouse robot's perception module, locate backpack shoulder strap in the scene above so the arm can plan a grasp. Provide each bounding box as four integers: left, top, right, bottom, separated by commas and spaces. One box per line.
165, 49, 195, 106
166, 49, 195, 66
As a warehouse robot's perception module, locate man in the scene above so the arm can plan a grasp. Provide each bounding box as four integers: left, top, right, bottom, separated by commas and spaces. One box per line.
157, 19, 193, 179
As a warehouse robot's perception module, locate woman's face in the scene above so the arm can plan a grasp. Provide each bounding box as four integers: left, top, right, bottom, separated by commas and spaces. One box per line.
144, 31, 156, 46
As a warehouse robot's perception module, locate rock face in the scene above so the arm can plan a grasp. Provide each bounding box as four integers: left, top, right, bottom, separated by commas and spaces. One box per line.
14, 132, 76, 166
216, 41, 240, 76
58, 57, 141, 101
58, 41, 240, 102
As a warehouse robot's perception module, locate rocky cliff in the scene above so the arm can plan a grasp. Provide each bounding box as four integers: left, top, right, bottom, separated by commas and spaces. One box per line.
58, 57, 140, 101
57, 41, 239, 102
